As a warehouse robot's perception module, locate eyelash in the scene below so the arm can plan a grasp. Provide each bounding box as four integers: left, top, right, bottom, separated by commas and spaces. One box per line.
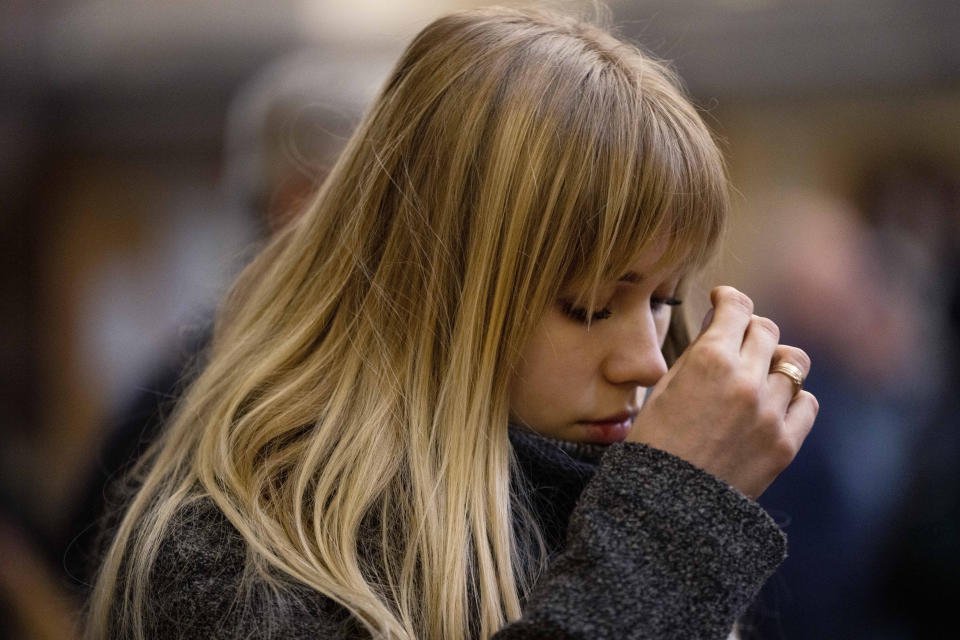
559, 297, 682, 324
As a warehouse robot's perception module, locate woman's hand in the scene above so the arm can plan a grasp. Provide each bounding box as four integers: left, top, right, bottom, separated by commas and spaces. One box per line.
627, 286, 818, 499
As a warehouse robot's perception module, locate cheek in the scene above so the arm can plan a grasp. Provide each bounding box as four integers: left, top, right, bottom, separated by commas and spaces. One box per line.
509, 316, 589, 421
512, 329, 570, 396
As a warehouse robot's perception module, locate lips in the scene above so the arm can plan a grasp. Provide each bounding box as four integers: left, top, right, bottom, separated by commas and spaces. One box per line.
579, 412, 637, 444
585, 412, 635, 425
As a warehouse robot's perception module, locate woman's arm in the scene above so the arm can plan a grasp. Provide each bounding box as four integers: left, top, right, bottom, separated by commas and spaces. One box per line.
497, 287, 808, 639
144, 447, 782, 640
495, 441, 785, 639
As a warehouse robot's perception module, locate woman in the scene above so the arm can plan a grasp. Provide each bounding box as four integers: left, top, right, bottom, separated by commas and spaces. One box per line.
87, 6, 817, 639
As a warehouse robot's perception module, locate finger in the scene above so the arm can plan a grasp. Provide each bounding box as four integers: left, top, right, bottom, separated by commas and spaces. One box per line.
784, 390, 818, 450
740, 315, 780, 381
700, 286, 754, 352
767, 346, 812, 412
697, 307, 714, 337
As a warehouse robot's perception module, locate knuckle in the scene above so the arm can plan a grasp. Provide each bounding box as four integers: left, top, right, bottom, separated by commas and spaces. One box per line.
771, 435, 797, 468
757, 406, 782, 429
752, 315, 780, 340
720, 287, 754, 314
692, 340, 730, 370
780, 346, 811, 374
805, 391, 820, 415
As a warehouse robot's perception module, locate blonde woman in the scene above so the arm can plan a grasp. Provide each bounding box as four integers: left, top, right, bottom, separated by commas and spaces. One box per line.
87, 6, 817, 639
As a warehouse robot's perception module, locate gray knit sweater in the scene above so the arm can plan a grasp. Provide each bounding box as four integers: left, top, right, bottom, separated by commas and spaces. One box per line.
134, 428, 786, 639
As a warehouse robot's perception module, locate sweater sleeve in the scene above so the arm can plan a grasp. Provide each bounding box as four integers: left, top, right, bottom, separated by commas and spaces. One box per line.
139, 441, 784, 639
493, 441, 787, 640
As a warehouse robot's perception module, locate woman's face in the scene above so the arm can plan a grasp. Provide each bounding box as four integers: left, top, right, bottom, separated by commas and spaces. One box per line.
508, 250, 682, 444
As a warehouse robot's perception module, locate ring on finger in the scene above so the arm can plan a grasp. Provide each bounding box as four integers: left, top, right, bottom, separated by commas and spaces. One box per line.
770, 361, 804, 396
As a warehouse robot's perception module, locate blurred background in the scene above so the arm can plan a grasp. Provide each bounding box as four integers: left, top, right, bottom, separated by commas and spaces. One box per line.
1, 0, 958, 638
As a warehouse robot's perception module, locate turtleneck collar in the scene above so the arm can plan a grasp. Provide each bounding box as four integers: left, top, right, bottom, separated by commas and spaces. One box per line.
507, 424, 611, 465
507, 424, 612, 555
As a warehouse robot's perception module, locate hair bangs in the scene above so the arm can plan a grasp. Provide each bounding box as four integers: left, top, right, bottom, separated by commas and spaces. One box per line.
554, 54, 728, 312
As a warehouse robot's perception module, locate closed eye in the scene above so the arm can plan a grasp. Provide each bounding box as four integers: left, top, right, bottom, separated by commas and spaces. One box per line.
560, 297, 682, 323
651, 297, 682, 311
559, 300, 612, 324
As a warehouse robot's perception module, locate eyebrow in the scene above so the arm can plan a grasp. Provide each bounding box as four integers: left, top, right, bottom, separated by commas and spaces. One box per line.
618, 271, 644, 284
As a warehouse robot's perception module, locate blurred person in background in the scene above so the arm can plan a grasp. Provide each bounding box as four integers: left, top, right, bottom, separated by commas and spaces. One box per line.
60, 48, 392, 594
85, 7, 816, 639
868, 160, 960, 637
0, 41, 390, 640
744, 180, 955, 638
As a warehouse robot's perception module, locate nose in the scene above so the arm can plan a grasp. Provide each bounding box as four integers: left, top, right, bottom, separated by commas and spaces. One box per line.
600, 312, 669, 388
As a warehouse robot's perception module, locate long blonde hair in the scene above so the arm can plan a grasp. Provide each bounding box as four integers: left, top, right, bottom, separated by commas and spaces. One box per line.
87, 6, 728, 639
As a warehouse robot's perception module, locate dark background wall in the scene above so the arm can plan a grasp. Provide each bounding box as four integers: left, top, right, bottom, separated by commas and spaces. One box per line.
2, 2, 958, 638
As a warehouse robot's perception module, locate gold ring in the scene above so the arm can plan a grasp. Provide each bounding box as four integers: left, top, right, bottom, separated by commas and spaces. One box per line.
770, 361, 804, 395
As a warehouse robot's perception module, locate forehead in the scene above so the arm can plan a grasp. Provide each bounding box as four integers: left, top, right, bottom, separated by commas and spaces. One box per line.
563, 235, 687, 294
